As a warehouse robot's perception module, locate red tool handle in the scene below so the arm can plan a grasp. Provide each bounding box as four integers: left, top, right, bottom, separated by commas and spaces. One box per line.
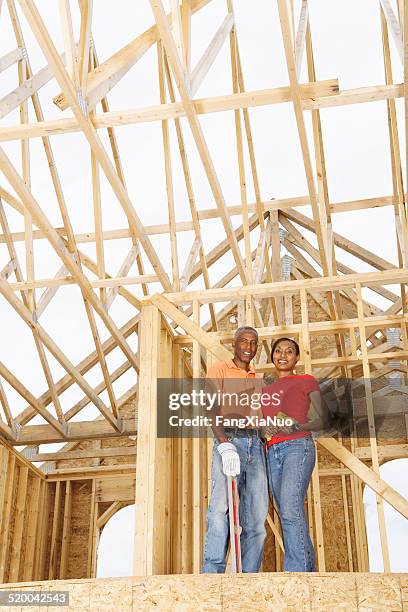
231, 477, 242, 572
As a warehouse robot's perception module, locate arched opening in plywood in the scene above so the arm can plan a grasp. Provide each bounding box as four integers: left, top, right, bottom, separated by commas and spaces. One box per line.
363, 459, 408, 572
96, 504, 135, 578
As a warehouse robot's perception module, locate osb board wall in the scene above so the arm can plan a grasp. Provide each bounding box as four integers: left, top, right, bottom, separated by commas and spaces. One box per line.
41, 476, 135, 581
0, 573, 407, 611
65, 481, 92, 580
0, 442, 45, 584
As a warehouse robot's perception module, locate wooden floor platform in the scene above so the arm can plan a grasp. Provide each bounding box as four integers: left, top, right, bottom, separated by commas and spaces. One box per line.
0, 572, 407, 611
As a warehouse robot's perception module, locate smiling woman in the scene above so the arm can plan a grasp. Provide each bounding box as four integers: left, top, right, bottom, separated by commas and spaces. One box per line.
261, 337, 328, 572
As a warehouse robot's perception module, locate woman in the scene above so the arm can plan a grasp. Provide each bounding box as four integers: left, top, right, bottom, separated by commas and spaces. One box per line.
261, 337, 327, 572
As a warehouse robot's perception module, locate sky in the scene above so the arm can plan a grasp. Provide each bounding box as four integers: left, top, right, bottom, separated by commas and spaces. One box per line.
0, 0, 407, 576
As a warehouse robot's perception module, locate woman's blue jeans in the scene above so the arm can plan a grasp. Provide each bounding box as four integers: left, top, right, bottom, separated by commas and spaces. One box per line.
266, 436, 316, 572
202, 434, 269, 573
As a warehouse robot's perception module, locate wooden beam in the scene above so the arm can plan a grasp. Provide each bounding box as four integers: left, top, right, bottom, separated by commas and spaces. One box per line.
181, 0, 192, 71
104, 245, 138, 311
134, 303, 160, 576
155, 266, 408, 305
0, 55, 66, 120
22, 475, 40, 581
318, 437, 408, 520
6, 272, 156, 291
59, 480, 71, 579
0, 47, 23, 73
17, 417, 137, 445
380, 0, 403, 62
91, 150, 106, 301
0, 453, 16, 581
404, 0, 408, 222
190, 12, 233, 95
97, 500, 124, 529
8, 466, 29, 582
59, 0, 80, 89
0, 78, 340, 141
90, 42, 149, 298
36, 265, 69, 318
33, 445, 136, 462
0, 192, 398, 243
83, 298, 118, 419
163, 53, 216, 326
49, 481, 61, 579
180, 238, 200, 291
78, 0, 93, 90
295, 0, 308, 76
157, 41, 180, 291
170, 0, 185, 65
277, 0, 329, 274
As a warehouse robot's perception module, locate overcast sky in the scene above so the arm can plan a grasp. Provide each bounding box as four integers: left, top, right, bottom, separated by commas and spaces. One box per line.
0, 0, 407, 576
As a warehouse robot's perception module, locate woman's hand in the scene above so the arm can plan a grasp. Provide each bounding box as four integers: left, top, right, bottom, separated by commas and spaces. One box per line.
261, 425, 281, 437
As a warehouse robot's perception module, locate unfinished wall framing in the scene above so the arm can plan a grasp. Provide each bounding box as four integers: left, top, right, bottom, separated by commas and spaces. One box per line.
0, 0, 406, 588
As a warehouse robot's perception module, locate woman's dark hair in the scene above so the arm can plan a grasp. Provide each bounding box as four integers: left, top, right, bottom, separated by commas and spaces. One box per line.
271, 337, 300, 357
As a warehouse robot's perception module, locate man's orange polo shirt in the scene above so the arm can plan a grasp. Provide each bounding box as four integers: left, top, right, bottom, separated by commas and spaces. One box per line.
206, 359, 260, 420
206, 359, 256, 381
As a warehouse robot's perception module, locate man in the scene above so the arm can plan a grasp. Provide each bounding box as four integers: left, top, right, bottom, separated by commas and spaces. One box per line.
202, 326, 269, 573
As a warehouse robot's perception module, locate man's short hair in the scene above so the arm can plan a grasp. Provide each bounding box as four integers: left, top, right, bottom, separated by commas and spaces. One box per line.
234, 326, 258, 340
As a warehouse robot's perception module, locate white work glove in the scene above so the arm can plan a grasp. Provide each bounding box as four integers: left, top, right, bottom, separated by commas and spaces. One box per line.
217, 442, 240, 476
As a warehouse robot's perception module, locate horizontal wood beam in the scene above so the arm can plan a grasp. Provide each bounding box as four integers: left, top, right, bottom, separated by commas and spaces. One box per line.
32, 445, 136, 462
45, 464, 136, 480
15, 417, 137, 445
3, 82, 407, 142
0, 194, 397, 248
7, 273, 157, 291
150, 267, 408, 305
174, 312, 408, 344
355, 444, 408, 461
0, 79, 339, 141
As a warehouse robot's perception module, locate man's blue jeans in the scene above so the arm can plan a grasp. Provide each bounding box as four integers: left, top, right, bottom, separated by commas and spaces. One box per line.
266, 436, 316, 572
202, 433, 269, 573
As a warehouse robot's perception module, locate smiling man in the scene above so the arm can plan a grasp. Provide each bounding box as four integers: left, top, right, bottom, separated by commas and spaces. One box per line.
202, 326, 269, 574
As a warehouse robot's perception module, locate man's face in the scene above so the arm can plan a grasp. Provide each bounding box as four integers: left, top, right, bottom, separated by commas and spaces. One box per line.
233, 331, 258, 364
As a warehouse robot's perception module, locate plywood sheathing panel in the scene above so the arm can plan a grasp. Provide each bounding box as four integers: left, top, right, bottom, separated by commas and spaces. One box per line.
355, 574, 403, 611
66, 480, 93, 580
0, 573, 406, 611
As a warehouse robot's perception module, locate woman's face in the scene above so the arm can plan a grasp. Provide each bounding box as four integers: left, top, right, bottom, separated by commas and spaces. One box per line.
272, 340, 299, 373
